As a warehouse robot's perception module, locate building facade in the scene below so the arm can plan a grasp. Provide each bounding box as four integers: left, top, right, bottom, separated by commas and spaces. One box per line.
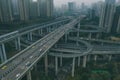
68, 2, 76, 14
0, 0, 54, 23
99, 0, 116, 33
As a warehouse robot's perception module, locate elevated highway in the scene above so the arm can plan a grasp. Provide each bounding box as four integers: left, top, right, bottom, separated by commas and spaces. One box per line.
69, 37, 120, 44
0, 18, 79, 80
50, 43, 120, 57
0, 19, 70, 62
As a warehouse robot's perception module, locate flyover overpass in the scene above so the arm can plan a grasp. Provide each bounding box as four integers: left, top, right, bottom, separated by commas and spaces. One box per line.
0, 18, 79, 80
0, 17, 120, 80
0, 19, 70, 62
69, 37, 120, 44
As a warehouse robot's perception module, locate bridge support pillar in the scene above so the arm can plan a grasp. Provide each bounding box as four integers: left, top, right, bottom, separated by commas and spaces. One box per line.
34, 64, 38, 71
87, 55, 90, 62
60, 57, 63, 67
41, 28, 43, 34
38, 29, 41, 35
72, 57, 75, 77
77, 29, 80, 38
45, 54, 48, 75
27, 71, 32, 80
47, 27, 49, 33
83, 56, 87, 68
15, 37, 21, 50
76, 23, 80, 46
96, 34, 100, 39
28, 32, 33, 41
48, 27, 51, 32
65, 34, 68, 43
109, 55, 112, 61
0, 43, 7, 62
94, 55, 97, 62
88, 33, 92, 39
55, 56, 58, 75
78, 57, 80, 66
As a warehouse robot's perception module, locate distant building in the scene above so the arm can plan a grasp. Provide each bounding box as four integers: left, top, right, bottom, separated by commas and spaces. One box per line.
0, 0, 13, 22
39, 0, 53, 17
61, 4, 68, 15
68, 2, 76, 14
0, 0, 54, 23
18, 0, 30, 21
80, 3, 88, 15
29, 0, 38, 19
92, 1, 103, 18
99, 0, 116, 33
111, 6, 120, 33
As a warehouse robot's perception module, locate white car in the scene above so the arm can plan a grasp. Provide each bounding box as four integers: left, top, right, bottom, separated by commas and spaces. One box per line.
16, 73, 21, 77
30, 56, 33, 58
39, 49, 42, 52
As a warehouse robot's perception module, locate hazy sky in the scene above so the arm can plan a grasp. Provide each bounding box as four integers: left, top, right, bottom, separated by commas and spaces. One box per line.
54, 0, 105, 7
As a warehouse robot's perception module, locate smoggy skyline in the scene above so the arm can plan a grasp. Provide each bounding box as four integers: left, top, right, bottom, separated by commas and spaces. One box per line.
54, 0, 104, 7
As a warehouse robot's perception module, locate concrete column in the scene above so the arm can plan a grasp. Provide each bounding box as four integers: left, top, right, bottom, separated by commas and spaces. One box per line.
78, 23, 80, 29
77, 23, 80, 43
78, 57, 80, 67
15, 37, 21, 50
29, 32, 32, 41
89, 33, 92, 39
48, 27, 51, 32
65, 34, 67, 43
45, 54, 48, 75
41, 28, 43, 34
94, 55, 97, 62
77, 30, 80, 38
47, 27, 49, 33
27, 32, 33, 41
34, 64, 38, 71
87, 55, 90, 62
0, 43, 7, 62
83, 56, 87, 68
27, 71, 32, 80
38, 30, 41, 35
55, 56, 58, 75
72, 57, 75, 77
76, 30, 80, 46
60, 57, 63, 67
96, 34, 100, 39
108, 55, 112, 61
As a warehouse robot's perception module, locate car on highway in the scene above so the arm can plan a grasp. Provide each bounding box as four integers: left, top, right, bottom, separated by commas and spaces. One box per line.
25, 61, 31, 67
32, 46, 35, 48
39, 49, 42, 52
1, 66, 7, 70
16, 73, 21, 78
30, 56, 33, 58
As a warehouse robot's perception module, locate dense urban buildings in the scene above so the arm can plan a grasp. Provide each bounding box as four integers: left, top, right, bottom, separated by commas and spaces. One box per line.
0, 0, 54, 23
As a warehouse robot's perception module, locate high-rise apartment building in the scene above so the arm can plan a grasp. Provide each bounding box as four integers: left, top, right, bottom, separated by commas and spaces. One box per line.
99, 0, 116, 33
39, 0, 53, 17
18, 0, 30, 21
68, 2, 76, 13
112, 6, 120, 33
0, 0, 13, 23
0, 0, 54, 23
